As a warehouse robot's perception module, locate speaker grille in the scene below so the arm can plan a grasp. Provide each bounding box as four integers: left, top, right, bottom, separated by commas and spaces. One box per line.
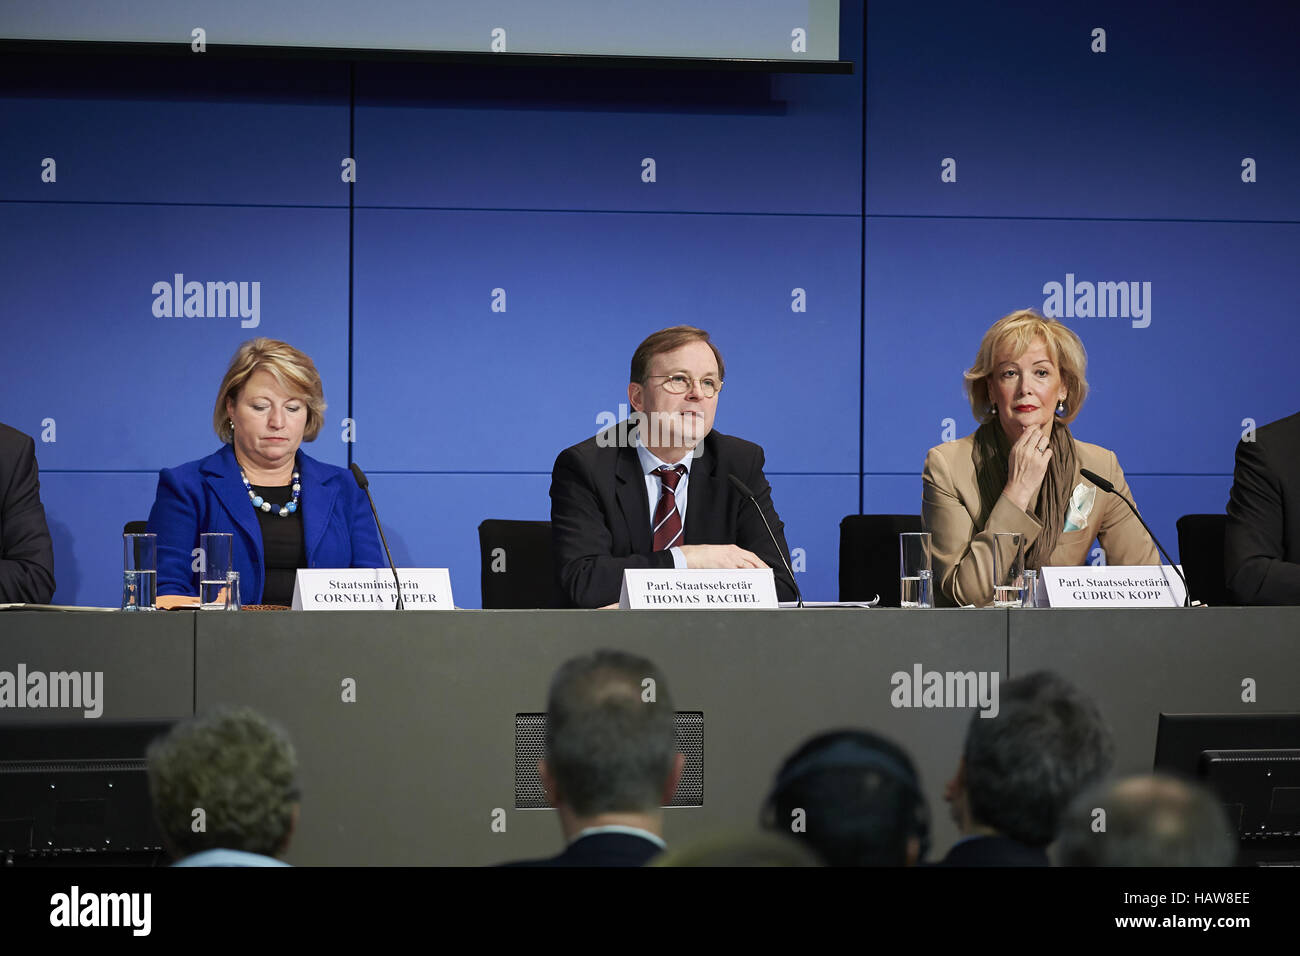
514, 712, 703, 809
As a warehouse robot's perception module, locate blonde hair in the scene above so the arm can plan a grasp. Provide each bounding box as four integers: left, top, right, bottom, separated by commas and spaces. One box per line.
213, 338, 326, 443
963, 310, 1089, 425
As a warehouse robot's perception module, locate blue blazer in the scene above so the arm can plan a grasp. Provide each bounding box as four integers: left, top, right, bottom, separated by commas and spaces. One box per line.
146, 444, 384, 604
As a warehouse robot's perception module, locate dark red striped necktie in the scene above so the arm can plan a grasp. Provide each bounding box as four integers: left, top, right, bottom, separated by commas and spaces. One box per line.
652, 464, 686, 552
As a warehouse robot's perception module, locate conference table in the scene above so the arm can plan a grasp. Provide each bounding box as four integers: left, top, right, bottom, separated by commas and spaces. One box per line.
3, 607, 1297, 865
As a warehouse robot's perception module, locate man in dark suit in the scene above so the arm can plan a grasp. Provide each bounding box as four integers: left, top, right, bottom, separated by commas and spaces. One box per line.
550, 325, 795, 608
0, 422, 56, 604
938, 671, 1113, 867
502, 649, 683, 867
1225, 411, 1300, 605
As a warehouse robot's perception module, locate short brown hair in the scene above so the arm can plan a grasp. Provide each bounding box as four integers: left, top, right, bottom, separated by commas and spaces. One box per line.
629, 326, 726, 385
213, 338, 327, 443
963, 310, 1089, 425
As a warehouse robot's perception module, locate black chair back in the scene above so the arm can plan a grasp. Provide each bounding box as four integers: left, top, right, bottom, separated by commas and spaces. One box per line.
123, 520, 149, 535
478, 519, 559, 609
839, 514, 923, 606
1176, 513, 1233, 606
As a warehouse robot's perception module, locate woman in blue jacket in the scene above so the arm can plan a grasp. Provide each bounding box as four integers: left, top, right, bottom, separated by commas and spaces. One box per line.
148, 338, 383, 607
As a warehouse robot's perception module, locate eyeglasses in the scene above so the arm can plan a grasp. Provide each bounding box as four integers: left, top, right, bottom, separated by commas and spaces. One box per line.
645, 373, 723, 398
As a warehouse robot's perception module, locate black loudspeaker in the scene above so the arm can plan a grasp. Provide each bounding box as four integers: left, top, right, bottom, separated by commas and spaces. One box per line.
514, 712, 704, 809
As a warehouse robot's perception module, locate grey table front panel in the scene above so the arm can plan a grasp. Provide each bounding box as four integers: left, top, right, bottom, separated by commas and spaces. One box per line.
10, 607, 1295, 865
0, 611, 194, 723
1008, 607, 1300, 780
195, 608, 1004, 865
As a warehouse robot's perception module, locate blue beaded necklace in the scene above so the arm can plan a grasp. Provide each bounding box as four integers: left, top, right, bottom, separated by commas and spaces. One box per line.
241, 467, 301, 517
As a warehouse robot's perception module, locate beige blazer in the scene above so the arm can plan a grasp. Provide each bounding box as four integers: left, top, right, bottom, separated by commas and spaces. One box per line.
922, 433, 1159, 607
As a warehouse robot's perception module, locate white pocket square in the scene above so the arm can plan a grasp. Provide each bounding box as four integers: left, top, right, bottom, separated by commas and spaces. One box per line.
1064, 482, 1096, 533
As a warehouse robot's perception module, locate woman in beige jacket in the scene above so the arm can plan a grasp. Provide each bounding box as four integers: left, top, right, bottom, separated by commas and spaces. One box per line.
922, 310, 1158, 607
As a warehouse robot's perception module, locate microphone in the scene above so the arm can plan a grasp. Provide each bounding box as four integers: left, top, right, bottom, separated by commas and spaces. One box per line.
727, 474, 803, 608
1080, 467, 1192, 608
350, 462, 405, 611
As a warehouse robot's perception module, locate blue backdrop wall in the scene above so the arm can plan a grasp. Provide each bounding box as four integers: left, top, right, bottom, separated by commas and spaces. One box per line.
3, 1, 1297, 607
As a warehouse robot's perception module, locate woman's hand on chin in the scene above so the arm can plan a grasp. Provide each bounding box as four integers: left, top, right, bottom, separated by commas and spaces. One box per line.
1004, 423, 1053, 512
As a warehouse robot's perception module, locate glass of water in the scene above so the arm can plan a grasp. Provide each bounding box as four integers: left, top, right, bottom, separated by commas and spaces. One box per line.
899, 532, 933, 608
993, 532, 1026, 607
1021, 569, 1038, 608
199, 533, 234, 610
122, 533, 157, 612
223, 571, 241, 611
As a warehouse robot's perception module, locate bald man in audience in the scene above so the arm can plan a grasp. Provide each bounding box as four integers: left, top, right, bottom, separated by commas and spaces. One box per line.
1054, 774, 1236, 867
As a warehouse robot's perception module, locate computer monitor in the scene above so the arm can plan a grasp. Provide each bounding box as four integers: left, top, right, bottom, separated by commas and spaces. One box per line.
0, 719, 175, 866
1154, 713, 1300, 866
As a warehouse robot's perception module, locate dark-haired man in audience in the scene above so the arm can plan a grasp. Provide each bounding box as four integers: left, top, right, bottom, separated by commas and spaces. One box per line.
939, 671, 1113, 866
762, 729, 928, 866
1054, 773, 1236, 867
147, 706, 299, 866
503, 649, 683, 866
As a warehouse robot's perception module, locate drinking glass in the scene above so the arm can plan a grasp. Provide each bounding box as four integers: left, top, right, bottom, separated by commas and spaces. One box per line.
993, 532, 1026, 608
122, 533, 157, 612
199, 533, 234, 610
899, 532, 933, 608
1021, 568, 1038, 608
223, 571, 241, 611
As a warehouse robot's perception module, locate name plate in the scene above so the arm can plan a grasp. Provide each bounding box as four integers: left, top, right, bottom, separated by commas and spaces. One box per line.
1040, 565, 1186, 608
291, 569, 454, 610
619, 568, 778, 609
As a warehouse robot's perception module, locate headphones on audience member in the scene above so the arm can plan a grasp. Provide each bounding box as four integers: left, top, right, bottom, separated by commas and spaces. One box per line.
760, 730, 931, 861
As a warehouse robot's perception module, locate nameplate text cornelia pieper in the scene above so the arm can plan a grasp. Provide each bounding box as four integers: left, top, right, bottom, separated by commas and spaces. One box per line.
292, 568, 453, 610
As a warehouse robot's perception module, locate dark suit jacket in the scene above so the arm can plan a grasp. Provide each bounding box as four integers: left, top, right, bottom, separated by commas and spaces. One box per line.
936, 835, 1049, 867
1225, 411, 1300, 605
550, 425, 796, 608
502, 832, 664, 867
0, 423, 56, 604
146, 444, 383, 604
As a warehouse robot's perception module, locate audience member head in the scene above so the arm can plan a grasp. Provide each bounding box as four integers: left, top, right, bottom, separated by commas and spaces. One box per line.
948, 671, 1113, 847
1054, 773, 1237, 866
653, 830, 822, 867
763, 729, 929, 866
147, 706, 300, 861
541, 649, 683, 836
